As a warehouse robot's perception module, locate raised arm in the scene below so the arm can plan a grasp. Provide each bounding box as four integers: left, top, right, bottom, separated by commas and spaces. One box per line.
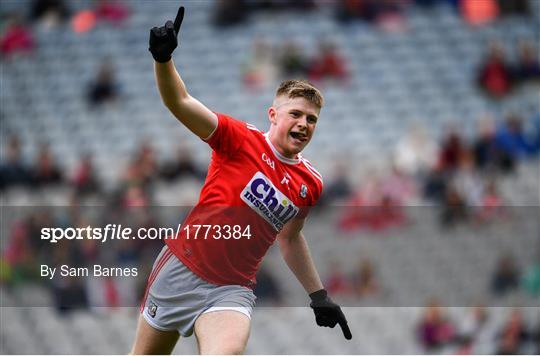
149, 6, 217, 139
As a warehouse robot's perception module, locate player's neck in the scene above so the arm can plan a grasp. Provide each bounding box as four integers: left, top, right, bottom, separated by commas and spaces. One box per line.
265, 132, 299, 162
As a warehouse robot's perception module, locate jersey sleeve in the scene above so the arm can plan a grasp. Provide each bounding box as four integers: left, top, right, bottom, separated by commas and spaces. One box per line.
203, 113, 248, 157
297, 178, 323, 219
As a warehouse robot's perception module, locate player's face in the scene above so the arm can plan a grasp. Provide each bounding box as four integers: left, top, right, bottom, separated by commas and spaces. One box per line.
268, 97, 320, 158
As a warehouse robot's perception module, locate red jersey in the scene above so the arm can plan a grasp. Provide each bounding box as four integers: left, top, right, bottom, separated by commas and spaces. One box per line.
165, 113, 323, 288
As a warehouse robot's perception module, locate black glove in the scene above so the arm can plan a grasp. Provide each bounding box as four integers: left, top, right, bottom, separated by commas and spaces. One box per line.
310, 289, 352, 340
149, 6, 184, 63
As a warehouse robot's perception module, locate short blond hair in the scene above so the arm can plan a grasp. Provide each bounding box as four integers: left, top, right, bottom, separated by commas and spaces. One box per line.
275, 79, 324, 109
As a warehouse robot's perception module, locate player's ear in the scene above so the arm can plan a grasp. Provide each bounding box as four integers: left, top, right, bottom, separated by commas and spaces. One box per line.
268, 107, 277, 125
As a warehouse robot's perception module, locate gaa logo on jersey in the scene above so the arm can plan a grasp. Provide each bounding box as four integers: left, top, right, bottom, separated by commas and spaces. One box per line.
241, 172, 299, 231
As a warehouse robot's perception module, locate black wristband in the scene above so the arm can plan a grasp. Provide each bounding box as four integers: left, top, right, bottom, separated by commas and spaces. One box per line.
309, 289, 328, 302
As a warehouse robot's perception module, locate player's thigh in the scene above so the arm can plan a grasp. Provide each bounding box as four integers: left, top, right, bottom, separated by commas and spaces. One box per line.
130, 314, 180, 355
194, 310, 251, 355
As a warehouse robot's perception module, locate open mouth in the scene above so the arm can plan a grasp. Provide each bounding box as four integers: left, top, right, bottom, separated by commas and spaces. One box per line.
290, 132, 307, 142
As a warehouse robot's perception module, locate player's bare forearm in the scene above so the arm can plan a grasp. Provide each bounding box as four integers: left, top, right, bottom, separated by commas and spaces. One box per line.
154, 60, 189, 103
149, 6, 217, 139
278, 220, 324, 294
154, 61, 217, 139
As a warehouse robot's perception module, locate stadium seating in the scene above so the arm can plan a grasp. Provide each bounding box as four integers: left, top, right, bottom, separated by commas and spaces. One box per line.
1, 0, 539, 354
2, 1, 539, 176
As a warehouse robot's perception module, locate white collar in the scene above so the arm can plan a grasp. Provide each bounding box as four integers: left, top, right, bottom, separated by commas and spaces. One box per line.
264, 132, 301, 165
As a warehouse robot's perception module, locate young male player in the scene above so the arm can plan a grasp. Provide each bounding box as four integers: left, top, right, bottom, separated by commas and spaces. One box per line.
131, 6, 351, 354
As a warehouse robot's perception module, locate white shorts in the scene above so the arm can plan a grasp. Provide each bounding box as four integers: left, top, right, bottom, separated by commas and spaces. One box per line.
140, 245, 256, 336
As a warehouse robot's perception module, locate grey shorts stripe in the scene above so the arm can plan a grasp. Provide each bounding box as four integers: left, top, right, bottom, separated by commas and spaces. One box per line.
141, 245, 257, 337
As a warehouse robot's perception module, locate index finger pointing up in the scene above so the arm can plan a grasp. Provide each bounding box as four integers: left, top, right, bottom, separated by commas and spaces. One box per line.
174, 6, 185, 34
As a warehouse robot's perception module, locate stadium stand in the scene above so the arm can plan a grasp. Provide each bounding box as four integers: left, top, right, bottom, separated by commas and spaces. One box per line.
1, 0, 539, 354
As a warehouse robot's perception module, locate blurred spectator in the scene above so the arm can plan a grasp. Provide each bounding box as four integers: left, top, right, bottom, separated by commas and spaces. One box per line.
278, 40, 309, 79
522, 251, 540, 297
140, 143, 158, 178
415, 0, 456, 8
118, 142, 158, 207
490, 255, 520, 296
416, 299, 456, 351
95, 0, 130, 26
477, 42, 513, 99
52, 276, 89, 313
0, 135, 31, 189
309, 40, 348, 84
338, 171, 406, 232
319, 162, 353, 205
87, 59, 120, 109
30, 0, 70, 28
532, 113, 540, 153
393, 124, 438, 178
376, 193, 407, 229
160, 145, 205, 182
380, 164, 418, 205
0, 15, 35, 59
120, 142, 157, 203
113, 238, 141, 307
375, 0, 408, 32
26, 210, 55, 253
79, 233, 100, 267
497, 0, 531, 17
213, 0, 247, 27
122, 184, 150, 208
325, 261, 351, 295
514, 40, 540, 85
335, 0, 408, 30
440, 182, 468, 227
71, 9, 97, 34
50, 241, 88, 312
33, 143, 63, 186
242, 38, 277, 90
254, 266, 283, 305
423, 163, 448, 203
473, 116, 505, 172
71, 153, 100, 195
495, 309, 531, 354
452, 151, 483, 208
2, 220, 37, 284
335, 0, 373, 23
531, 321, 540, 355
122, 159, 145, 189
476, 179, 505, 222
352, 259, 379, 297
338, 173, 380, 231
249, 0, 315, 12
495, 114, 537, 162
460, 0, 499, 26
455, 305, 490, 353
439, 127, 465, 173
